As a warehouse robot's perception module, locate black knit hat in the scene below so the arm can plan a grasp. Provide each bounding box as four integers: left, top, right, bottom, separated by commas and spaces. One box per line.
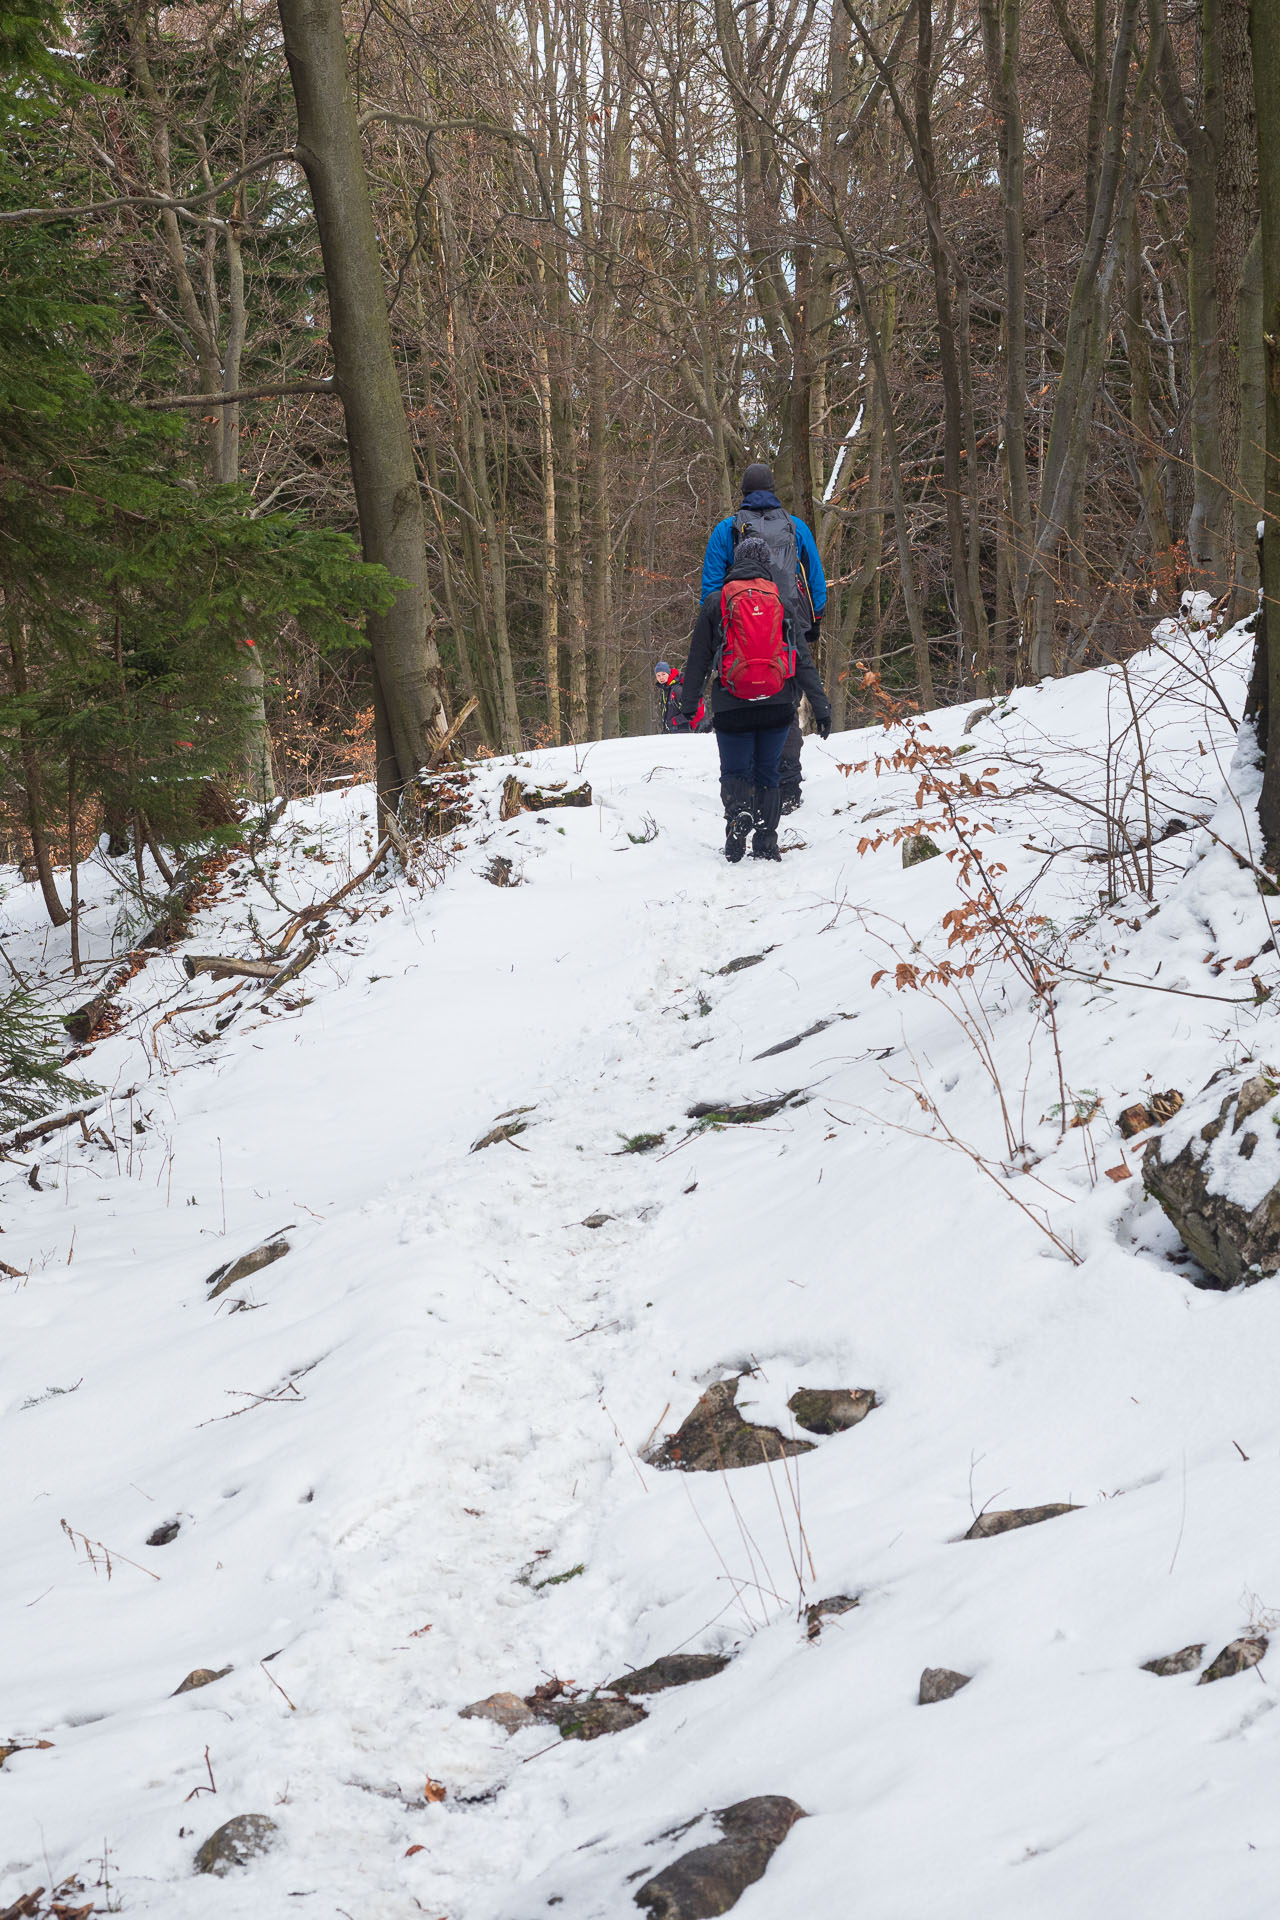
742, 460, 774, 494
733, 536, 773, 574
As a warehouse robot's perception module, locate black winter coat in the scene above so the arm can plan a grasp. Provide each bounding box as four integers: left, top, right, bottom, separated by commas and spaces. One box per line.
680, 557, 831, 734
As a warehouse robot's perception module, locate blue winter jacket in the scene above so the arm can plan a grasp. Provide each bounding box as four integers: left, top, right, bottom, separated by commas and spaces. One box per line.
700, 490, 827, 618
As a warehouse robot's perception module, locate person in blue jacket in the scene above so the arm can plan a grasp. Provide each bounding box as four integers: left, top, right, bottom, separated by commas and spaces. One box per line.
700, 460, 826, 629
700, 461, 827, 810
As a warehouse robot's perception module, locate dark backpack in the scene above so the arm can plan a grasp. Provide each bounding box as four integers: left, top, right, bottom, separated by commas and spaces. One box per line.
732, 505, 807, 633
719, 578, 794, 701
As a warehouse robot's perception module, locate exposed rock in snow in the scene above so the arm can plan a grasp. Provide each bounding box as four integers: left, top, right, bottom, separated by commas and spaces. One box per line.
805, 1594, 860, 1639
458, 1692, 537, 1733
205, 1232, 291, 1299
1117, 1089, 1183, 1139
633, 1796, 806, 1917
1143, 1072, 1280, 1285
1141, 1645, 1204, 1677
193, 1814, 278, 1875
963, 1504, 1081, 1540
536, 1694, 647, 1740
171, 1666, 232, 1696
643, 1377, 816, 1471
1198, 1637, 1268, 1684
902, 833, 942, 867
918, 1667, 972, 1704
787, 1386, 877, 1434
607, 1653, 731, 1695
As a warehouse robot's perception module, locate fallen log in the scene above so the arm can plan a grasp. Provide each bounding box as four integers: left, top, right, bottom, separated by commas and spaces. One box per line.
182, 954, 282, 983
0, 1100, 105, 1158
179, 939, 320, 996
499, 775, 592, 821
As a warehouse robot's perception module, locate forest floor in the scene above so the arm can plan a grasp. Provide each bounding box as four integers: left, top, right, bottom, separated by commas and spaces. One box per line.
2, 621, 1279, 1919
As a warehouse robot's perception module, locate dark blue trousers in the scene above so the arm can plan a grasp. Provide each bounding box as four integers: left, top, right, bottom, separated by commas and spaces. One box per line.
716, 723, 791, 791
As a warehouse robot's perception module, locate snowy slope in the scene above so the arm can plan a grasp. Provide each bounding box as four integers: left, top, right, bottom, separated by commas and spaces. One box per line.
2, 624, 1278, 1919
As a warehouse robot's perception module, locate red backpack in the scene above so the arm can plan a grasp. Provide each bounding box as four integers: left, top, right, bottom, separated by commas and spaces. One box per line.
718, 578, 794, 700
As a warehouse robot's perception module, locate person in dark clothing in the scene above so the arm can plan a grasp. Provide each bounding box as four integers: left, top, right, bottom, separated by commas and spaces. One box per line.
654, 660, 706, 733
680, 538, 831, 861
702, 461, 826, 814
779, 716, 804, 812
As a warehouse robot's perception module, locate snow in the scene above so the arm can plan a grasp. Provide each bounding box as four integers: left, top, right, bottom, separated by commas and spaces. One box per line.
2, 624, 1278, 1918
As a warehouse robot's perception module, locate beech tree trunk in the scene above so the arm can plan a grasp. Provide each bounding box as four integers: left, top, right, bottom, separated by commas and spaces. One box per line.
1249, 0, 1280, 848
276, 0, 447, 807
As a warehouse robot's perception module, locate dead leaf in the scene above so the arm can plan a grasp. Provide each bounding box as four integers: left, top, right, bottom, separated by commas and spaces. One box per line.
424, 1777, 447, 1803
405, 1843, 426, 1857
1104, 1163, 1133, 1182
410, 1623, 433, 1637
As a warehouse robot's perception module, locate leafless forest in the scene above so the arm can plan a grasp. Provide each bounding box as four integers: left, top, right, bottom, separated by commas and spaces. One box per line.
4, 0, 1275, 785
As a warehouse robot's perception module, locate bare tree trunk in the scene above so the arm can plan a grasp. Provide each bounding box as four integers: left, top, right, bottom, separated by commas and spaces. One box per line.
912, 1, 989, 678
980, 0, 1032, 616
1249, 0, 1280, 847
1235, 223, 1264, 606
66, 759, 81, 977
536, 272, 562, 741
5, 610, 68, 927
1125, 205, 1176, 594
1026, 0, 1145, 676
276, 0, 447, 809
1215, 0, 1258, 614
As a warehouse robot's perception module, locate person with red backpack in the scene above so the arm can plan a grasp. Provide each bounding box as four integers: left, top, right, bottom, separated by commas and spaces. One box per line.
679, 537, 831, 861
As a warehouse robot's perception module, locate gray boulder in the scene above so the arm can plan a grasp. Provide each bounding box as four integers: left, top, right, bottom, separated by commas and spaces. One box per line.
918, 1667, 971, 1704
1143, 1072, 1280, 1287
635, 1796, 806, 1917
608, 1654, 730, 1695
902, 834, 942, 868
194, 1814, 278, 1875
645, 1378, 815, 1472
964, 1503, 1080, 1539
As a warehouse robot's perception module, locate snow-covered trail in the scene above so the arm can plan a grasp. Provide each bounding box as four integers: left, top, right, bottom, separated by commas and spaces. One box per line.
3, 638, 1280, 1919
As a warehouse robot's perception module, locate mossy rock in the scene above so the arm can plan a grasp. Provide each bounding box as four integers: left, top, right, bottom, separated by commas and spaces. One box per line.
902, 834, 942, 868
788, 1387, 877, 1435
645, 1377, 815, 1472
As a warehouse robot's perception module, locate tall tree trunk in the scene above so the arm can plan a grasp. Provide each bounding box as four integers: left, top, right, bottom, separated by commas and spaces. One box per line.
536, 270, 562, 741
1215, 0, 1258, 614
276, 0, 447, 809
1249, 0, 1280, 847
1026, 0, 1145, 676
1125, 205, 1176, 595
912, 1, 989, 679
1234, 223, 1264, 605
980, 0, 1032, 616
5, 610, 68, 927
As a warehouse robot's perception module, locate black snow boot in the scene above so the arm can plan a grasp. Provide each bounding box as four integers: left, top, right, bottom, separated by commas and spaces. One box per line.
721, 777, 756, 863
751, 786, 784, 860
780, 785, 802, 815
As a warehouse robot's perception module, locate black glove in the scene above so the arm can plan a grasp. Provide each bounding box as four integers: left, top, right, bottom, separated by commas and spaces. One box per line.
672, 711, 693, 733
815, 712, 832, 740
